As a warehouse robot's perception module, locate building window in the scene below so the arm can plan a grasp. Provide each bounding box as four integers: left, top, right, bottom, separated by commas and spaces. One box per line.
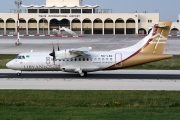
177, 20, 179, 23
138, 19, 140, 23
82, 9, 92, 13
72, 9, 81, 13
148, 20, 152, 23
50, 9, 59, 13
28, 9, 38, 13
39, 9, 48, 13
61, 9, 70, 13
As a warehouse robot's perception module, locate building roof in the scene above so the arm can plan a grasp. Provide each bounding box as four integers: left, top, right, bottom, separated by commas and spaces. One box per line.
21, 4, 99, 9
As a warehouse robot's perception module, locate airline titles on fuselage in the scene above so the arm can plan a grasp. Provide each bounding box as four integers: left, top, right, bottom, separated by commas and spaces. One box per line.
24, 65, 60, 70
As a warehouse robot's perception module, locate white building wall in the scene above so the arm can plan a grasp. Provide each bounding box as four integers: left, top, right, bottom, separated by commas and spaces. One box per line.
46, 0, 81, 6
0, 12, 180, 35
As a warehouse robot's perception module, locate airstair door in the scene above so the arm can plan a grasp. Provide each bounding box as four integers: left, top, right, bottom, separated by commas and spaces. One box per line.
115, 53, 122, 67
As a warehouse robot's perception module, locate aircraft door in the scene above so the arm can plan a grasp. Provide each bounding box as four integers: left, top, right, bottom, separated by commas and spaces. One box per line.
46, 57, 50, 64
115, 53, 122, 67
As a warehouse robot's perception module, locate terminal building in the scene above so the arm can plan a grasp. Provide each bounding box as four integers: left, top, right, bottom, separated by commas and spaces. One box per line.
0, 0, 179, 35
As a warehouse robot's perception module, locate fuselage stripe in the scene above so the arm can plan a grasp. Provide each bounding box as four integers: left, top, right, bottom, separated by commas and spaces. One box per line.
104, 38, 153, 69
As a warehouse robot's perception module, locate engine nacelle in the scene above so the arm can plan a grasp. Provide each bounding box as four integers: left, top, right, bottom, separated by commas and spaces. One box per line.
55, 49, 78, 59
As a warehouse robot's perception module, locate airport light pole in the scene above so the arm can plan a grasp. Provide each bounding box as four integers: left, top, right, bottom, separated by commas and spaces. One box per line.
15, 0, 22, 46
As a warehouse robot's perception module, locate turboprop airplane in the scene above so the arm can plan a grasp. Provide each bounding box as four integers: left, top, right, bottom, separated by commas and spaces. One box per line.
6, 21, 172, 77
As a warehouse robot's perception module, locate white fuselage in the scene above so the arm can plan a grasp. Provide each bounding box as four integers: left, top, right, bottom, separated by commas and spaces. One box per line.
6, 51, 123, 72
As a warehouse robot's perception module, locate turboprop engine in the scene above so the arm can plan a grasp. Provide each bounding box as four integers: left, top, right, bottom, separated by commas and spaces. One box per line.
55, 49, 79, 59
50, 47, 92, 60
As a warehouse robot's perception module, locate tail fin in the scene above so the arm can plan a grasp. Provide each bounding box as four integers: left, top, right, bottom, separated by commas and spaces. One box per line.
140, 21, 172, 54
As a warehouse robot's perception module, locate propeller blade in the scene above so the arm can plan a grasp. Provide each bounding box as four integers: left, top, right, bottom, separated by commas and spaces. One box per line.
49, 43, 56, 65
58, 40, 60, 51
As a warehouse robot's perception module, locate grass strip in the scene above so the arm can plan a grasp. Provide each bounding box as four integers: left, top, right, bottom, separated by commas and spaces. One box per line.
0, 90, 180, 119
0, 54, 17, 69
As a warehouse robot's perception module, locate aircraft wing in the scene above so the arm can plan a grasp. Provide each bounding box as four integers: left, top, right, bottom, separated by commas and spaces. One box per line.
69, 47, 92, 56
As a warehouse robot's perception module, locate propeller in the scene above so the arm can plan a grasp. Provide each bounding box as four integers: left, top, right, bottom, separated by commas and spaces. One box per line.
49, 43, 56, 65
57, 40, 60, 51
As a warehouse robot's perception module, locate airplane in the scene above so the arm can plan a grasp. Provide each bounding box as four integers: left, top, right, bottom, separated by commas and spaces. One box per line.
6, 21, 172, 77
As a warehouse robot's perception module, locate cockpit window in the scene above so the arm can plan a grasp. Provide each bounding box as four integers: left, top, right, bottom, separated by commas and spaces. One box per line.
15, 55, 25, 59
21, 56, 25, 59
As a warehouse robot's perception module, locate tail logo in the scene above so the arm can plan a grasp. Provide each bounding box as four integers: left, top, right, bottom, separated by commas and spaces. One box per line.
149, 33, 167, 44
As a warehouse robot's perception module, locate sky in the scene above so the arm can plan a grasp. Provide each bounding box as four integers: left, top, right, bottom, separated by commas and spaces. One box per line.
0, 0, 180, 22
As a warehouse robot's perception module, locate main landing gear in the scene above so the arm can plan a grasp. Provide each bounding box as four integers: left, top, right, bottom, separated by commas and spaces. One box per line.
79, 71, 87, 77
74, 68, 87, 77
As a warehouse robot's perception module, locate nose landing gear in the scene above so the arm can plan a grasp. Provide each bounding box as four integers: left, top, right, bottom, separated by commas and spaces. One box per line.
16, 71, 22, 76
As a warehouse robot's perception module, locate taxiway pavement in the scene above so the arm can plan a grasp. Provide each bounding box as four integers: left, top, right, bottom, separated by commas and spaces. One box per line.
0, 35, 180, 54
0, 69, 180, 90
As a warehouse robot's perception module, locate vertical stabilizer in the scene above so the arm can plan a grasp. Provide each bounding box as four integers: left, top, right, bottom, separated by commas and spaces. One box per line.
140, 21, 172, 54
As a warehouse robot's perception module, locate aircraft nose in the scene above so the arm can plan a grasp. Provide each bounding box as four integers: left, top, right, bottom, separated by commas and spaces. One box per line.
6, 62, 12, 68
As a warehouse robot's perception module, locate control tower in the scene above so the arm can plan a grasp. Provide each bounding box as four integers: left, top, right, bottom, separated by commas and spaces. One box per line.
46, 0, 83, 6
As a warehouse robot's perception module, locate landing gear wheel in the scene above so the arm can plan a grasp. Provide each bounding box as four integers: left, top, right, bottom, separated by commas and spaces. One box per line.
79, 72, 87, 77
17, 73, 21, 76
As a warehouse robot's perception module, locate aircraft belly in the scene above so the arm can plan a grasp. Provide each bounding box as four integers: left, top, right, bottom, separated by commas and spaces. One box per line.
61, 64, 100, 72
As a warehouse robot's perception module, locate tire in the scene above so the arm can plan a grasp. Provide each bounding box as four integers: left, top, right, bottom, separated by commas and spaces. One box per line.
79, 72, 87, 77
17, 73, 21, 76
